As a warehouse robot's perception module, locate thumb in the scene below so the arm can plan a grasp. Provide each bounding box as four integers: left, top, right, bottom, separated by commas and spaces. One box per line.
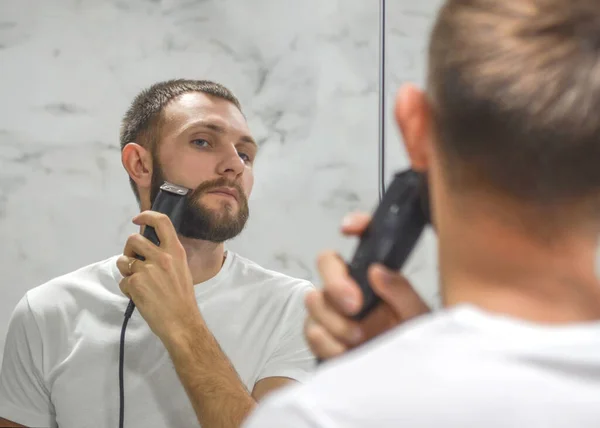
368, 264, 430, 321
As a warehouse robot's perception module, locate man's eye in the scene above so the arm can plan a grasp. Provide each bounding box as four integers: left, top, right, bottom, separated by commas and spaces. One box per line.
238, 152, 251, 162
191, 139, 209, 147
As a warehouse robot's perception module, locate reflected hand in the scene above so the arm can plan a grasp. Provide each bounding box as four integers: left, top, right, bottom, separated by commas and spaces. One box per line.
116, 211, 201, 342
305, 212, 431, 361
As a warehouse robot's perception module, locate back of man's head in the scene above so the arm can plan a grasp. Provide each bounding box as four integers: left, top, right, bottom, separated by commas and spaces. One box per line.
427, 0, 600, 224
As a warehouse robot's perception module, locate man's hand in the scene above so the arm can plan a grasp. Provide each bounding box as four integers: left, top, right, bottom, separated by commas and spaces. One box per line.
305, 212, 431, 361
116, 211, 200, 342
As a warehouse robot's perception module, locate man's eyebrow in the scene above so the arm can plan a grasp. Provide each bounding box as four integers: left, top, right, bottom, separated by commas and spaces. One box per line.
189, 121, 257, 147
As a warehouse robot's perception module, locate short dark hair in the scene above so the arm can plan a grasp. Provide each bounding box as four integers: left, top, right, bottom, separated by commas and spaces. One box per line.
119, 79, 242, 202
427, 0, 600, 212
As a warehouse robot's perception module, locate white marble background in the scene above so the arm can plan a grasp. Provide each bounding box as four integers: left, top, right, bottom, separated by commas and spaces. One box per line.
0, 0, 444, 362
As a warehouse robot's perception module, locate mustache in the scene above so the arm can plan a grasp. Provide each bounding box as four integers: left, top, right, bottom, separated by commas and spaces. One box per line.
189, 177, 246, 200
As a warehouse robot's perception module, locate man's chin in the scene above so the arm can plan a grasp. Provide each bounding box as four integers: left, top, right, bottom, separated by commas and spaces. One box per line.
196, 198, 240, 214
201, 209, 240, 223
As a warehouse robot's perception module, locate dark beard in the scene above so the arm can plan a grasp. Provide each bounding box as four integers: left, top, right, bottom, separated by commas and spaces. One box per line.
149, 162, 249, 243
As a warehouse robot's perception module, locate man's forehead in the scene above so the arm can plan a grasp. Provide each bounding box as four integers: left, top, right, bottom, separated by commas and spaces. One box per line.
176, 92, 215, 109
162, 92, 247, 129
165, 92, 232, 117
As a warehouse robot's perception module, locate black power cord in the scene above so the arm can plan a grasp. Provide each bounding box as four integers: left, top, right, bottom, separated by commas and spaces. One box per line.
316, 0, 386, 369
119, 300, 136, 428
378, 0, 386, 200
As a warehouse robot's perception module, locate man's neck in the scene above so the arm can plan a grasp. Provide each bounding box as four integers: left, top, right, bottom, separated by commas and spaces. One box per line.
178, 236, 227, 285
439, 210, 600, 324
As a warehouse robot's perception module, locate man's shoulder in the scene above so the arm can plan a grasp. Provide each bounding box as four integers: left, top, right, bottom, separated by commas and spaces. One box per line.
228, 251, 315, 293
25, 255, 120, 312
248, 310, 503, 427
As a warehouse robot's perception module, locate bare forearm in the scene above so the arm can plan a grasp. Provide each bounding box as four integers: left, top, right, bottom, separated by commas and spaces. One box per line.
164, 318, 257, 428
0, 418, 27, 427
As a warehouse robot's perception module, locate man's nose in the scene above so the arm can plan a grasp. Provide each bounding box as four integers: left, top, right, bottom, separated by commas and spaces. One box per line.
217, 146, 245, 178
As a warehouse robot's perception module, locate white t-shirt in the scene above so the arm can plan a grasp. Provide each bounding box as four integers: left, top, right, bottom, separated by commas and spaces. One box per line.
244, 305, 600, 428
0, 251, 316, 428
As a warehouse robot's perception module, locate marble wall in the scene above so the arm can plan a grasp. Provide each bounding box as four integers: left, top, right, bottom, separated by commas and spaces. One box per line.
0, 0, 444, 361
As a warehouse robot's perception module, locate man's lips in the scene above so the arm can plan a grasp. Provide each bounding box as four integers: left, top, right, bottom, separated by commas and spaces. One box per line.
206, 187, 239, 201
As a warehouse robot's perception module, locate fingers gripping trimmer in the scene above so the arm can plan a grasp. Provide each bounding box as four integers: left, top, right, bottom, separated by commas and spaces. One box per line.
127, 181, 190, 315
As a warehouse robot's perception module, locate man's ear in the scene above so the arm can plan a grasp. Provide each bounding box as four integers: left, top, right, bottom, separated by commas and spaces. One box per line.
394, 84, 433, 172
121, 143, 153, 190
